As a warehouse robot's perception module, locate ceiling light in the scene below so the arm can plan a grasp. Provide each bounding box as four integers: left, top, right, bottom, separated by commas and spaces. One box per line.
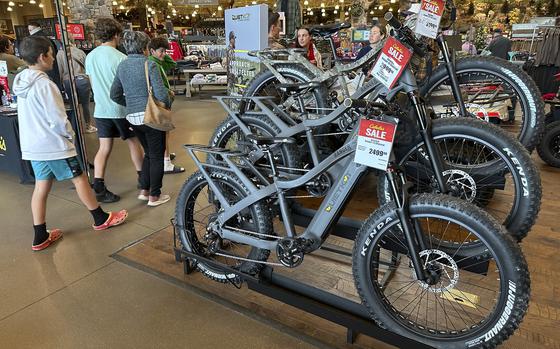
168, 2, 172, 5
322, 12, 325, 16
30, 0, 36, 4
166, 15, 170, 18
389, 7, 393, 11
309, 10, 313, 15
335, 4, 339, 9
321, 8, 325, 12
112, 1, 117, 5
7, 6, 12, 11
38, 3, 44, 7
339, 0, 344, 3
251, 1, 256, 4
218, 5, 222, 10
390, 0, 396, 2
344, 11, 348, 15
334, 9, 337, 13
119, 4, 124, 9
274, 3, 276, 6
194, 4, 199, 8
320, 2, 325, 7
8, 1, 15, 5
186, 15, 189, 19
304, 0, 308, 4
379, 5, 383, 9
18, 3, 23, 6
370, 10, 373, 14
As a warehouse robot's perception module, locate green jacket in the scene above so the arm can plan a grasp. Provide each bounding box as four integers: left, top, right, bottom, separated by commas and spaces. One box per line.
148, 54, 177, 89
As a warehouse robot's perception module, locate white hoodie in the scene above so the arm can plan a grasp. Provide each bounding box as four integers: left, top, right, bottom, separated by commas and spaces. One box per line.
13, 69, 76, 161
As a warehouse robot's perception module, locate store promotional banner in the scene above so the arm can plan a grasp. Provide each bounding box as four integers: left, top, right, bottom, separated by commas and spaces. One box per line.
55, 23, 85, 40
225, 5, 268, 94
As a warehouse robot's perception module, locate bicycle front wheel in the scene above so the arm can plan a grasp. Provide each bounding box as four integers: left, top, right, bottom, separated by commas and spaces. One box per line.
353, 194, 530, 349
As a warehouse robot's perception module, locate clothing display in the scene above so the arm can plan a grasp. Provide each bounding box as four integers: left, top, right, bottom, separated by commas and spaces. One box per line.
535, 27, 560, 67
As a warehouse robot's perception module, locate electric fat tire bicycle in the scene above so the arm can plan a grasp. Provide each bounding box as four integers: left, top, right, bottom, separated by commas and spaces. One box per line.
175, 97, 530, 349
208, 16, 542, 242
238, 6, 545, 151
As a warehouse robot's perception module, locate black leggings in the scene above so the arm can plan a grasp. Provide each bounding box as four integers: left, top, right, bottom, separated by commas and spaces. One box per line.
133, 124, 166, 197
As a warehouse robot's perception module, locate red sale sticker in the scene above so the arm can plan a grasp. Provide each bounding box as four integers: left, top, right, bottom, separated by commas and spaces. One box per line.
415, 0, 445, 39
354, 119, 398, 170
370, 37, 412, 89
55, 24, 85, 40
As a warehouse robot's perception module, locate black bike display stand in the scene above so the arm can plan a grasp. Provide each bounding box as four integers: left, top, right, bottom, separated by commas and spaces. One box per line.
173, 213, 435, 349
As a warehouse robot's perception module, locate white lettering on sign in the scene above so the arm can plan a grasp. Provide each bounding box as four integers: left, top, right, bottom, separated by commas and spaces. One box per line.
365, 128, 387, 139
424, 2, 440, 13
387, 47, 404, 63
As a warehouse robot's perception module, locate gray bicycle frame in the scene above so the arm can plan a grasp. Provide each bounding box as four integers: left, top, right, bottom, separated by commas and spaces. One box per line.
216, 68, 418, 168
187, 127, 370, 252
252, 39, 386, 100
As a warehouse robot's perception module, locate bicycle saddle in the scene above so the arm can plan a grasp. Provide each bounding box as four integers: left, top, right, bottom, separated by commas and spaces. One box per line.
309, 22, 351, 37
276, 81, 322, 94
246, 134, 296, 146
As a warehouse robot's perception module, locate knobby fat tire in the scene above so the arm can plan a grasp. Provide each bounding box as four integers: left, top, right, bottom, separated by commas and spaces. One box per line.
421, 56, 545, 152
377, 117, 542, 242
353, 194, 530, 349
175, 170, 273, 283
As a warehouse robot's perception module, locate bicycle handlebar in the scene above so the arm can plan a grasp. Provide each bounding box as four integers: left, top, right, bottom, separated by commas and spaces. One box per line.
384, 12, 428, 57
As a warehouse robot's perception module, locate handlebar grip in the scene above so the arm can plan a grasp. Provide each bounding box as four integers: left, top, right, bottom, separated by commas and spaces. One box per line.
247, 51, 258, 57
343, 98, 370, 109
384, 12, 402, 30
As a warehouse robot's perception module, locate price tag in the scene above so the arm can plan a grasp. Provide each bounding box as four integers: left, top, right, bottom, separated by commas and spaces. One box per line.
354, 119, 398, 171
415, 0, 445, 39
370, 37, 412, 89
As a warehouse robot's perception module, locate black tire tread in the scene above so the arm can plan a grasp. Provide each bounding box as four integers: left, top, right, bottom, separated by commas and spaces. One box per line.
352, 193, 530, 349
421, 55, 545, 152
537, 120, 560, 167
174, 170, 273, 283
378, 117, 541, 241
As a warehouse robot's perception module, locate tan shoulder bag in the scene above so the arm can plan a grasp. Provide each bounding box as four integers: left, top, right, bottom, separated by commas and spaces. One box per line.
143, 61, 175, 132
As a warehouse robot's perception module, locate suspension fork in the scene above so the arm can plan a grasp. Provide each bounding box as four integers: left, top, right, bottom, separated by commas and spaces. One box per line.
408, 92, 449, 194
386, 164, 428, 282
436, 34, 468, 117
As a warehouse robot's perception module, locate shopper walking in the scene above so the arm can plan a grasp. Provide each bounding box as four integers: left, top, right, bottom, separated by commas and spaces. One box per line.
111, 30, 171, 207
268, 12, 284, 49
13, 36, 128, 251
85, 18, 144, 203
487, 28, 512, 60
56, 35, 97, 133
356, 23, 386, 60
147, 36, 184, 175
295, 27, 322, 68
27, 21, 62, 90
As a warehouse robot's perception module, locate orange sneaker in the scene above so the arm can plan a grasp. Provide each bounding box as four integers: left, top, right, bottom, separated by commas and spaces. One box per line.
32, 229, 63, 251
93, 210, 128, 231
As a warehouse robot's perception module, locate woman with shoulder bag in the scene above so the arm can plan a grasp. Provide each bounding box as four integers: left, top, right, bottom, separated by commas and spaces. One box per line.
148, 36, 185, 175
110, 30, 172, 207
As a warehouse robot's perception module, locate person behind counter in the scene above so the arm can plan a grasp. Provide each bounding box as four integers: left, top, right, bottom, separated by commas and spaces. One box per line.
13, 36, 128, 251
295, 28, 322, 68
355, 23, 386, 61
0, 36, 26, 74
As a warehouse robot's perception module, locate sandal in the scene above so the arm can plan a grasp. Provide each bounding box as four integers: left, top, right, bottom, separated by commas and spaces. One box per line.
32, 229, 63, 251
164, 165, 185, 174
93, 210, 129, 231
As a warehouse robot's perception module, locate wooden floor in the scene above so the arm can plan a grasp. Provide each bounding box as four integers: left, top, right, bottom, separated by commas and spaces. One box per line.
114, 156, 560, 349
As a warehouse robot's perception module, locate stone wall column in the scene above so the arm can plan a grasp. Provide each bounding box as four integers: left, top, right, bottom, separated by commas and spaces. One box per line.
67, 0, 113, 28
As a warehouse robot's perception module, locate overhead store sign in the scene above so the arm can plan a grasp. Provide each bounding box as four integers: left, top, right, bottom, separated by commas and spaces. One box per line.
175, 0, 219, 5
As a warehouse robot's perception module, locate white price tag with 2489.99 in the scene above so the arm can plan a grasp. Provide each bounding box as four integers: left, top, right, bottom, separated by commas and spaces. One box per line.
354, 118, 398, 171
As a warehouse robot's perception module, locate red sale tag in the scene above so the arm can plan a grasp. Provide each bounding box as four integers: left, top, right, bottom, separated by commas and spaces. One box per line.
415, 0, 445, 39
370, 37, 412, 89
354, 119, 398, 170
55, 24, 85, 40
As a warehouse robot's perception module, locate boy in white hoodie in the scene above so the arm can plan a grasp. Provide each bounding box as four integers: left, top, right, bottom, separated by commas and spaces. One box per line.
13, 36, 129, 251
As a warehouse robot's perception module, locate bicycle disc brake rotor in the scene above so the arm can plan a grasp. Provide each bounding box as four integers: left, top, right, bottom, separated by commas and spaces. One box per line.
443, 169, 477, 202
414, 249, 459, 294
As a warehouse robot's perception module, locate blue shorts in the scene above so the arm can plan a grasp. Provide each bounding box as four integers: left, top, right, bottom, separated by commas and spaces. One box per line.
31, 156, 83, 181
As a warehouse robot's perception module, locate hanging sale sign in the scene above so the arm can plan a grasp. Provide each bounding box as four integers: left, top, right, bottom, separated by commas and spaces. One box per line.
370, 37, 412, 89
0, 61, 10, 97
354, 119, 398, 171
55, 23, 85, 40
415, 0, 445, 39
